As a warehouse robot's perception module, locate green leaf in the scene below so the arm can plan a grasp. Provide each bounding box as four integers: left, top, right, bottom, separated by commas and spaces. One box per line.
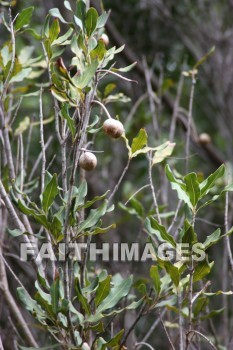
204, 290, 233, 296
193, 260, 213, 283
42, 174, 59, 213
199, 164, 225, 198
23, 28, 42, 40
64, 0, 72, 11
90, 40, 106, 62
181, 219, 197, 245
52, 28, 73, 46
50, 278, 60, 314
18, 46, 34, 64
72, 180, 87, 208
1, 45, 11, 67
85, 224, 116, 237
87, 298, 142, 323
75, 0, 86, 25
130, 198, 145, 218
95, 275, 111, 307
131, 128, 148, 157
49, 216, 63, 242
193, 296, 208, 317
150, 265, 161, 294
96, 275, 132, 314
10, 68, 32, 83
96, 12, 109, 29
164, 262, 180, 287
60, 104, 75, 141
49, 18, 60, 43
72, 60, 98, 89
112, 62, 137, 73
104, 83, 116, 97
51, 86, 69, 103
82, 277, 99, 293
165, 165, 192, 208
74, 15, 84, 30
8, 228, 24, 237
86, 7, 98, 37
17, 199, 36, 216
193, 46, 215, 70
17, 287, 42, 314
49, 8, 68, 24
15, 7, 34, 31
75, 278, 91, 315
76, 200, 108, 234
152, 142, 175, 165
69, 302, 84, 324
203, 228, 221, 249
184, 173, 200, 207
148, 217, 176, 247
15, 116, 30, 136
101, 330, 124, 349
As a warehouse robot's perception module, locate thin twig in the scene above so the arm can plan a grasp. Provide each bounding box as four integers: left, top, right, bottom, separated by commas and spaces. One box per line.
125, 184, 150, 205
140, 309, 166, 345
19, 134, 24, 192
0, 179, 42, 271
135, 343, 155, 350
25, 123, 33, 171
1, 9, 16, 101
39, 88, 46, 192
0, 253, 25, 290
10, 96, 23, 127
97, 69, 138, 83
178, 290, 184, 350
148, 152, 161, 224
28, 136, 52, 181
108, 159, 130, 203
185, 72, 196, 173
143, 57, 159, 138
0, 249, 38, 348
186, 330, 217, 350
92, 99, 112, 119
169, 68, 185, 141
120, 300, 147, 348
0, 104, 16, 179
0, 334, 4, 350
191, 281, 211, 304
160, 311, 176, 350
42, 42, 62, 144
168, 200, 182, 234
224, 192, 233, 288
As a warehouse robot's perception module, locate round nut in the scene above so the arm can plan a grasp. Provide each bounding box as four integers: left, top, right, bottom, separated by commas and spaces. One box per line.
103, 119, 125, 139
100, 33, 109, 46
199, 133, 211, 145
79, 152, 97, 171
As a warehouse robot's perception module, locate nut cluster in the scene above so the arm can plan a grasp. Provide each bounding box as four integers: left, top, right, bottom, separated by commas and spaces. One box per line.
79, 115, 125, 171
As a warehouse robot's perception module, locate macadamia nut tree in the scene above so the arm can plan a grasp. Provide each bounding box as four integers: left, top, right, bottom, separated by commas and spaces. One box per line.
0, 1, 233, 350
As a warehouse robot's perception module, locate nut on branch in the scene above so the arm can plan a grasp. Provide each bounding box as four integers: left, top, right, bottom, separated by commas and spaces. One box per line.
103, 119, 125, 139
198, 133, 211, 145
79, 152, 97, 171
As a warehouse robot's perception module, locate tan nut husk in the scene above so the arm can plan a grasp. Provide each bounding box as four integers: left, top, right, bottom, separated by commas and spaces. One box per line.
199, 133, 211, 145
79, 152, 97, 171
103, 119, 125, 139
